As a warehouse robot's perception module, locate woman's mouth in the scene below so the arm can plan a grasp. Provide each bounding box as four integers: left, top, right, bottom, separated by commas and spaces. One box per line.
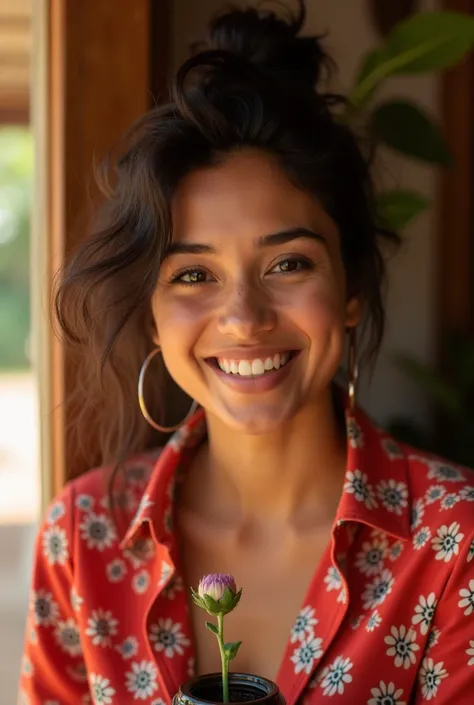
204, 350, 300, 393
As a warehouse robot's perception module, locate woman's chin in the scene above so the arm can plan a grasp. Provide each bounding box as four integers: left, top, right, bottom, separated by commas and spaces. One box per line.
212, 402, 300, 436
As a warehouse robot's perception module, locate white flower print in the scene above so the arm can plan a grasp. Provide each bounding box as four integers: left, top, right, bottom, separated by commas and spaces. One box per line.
106, 559, 127, 583
355, 537, 387, 577
432, 522, 464, 562
42, 526, 69, 565
163, 574, 184, 600
384, 625, 420, 669
324, 565, 342, 592
116, 636, 139, 660
132, 493, 154, 523
466, 640, 474, 666
424, 485, 446, 505
368, 681, 405, 705
427, 628, 440, 651
158, 560, 173, 587
458, 578, 474, 616
150, 700, 166, 705
31, 589, 59, 626
47, 500, 65, 524
468, 539, 474, 563
290, 606, 318, 643
319, 655, 353, 696
123, 537, 155, 569
389, 541, 404, 562
76, 493, 95, 511
459, 486, 474, 501
90, 673, 115, 704
351, 615, 364, 630
55, 618, 82, 656
132, 570, 150, 595
366, 610, 382, 632
22, 655, 33, 677
149, 618, 190, 658
85, 608, 119, 646
67, 662, 88, 682
413, 526, 431, 550
376, 480, 408, 516
362, 569, 395, 610
411, 593, 437, 635
187, 656, 195, 678
125, 660, 158, 700
290, 635, 323, 675
410, 498, 424, 530
440, 492, 460, 511
344, 469, 377, 509
70, 587, 84, 612
80, 513, 117, 551
347, 418, 364, 448
337, 587, 347, 604
418, 658, 448, 700
381, 438, 403, 460
427, 461, 465, 483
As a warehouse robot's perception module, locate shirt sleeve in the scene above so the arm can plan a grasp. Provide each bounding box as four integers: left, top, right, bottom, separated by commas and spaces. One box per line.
18, 483, 90, 704
412, 528, 474, 703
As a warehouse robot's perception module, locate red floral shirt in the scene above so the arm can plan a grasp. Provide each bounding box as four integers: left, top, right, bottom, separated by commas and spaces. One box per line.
19, 403, 474, 704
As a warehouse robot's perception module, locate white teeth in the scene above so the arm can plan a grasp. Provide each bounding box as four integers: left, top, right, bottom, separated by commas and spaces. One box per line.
217, 352, 292, 376
238, 360, 252, 376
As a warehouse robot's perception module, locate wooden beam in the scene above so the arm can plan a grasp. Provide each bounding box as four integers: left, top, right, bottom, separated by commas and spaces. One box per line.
43, 0, 161, 498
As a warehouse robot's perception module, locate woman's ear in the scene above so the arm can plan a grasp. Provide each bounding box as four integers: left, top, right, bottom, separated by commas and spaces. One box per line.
345, 295, 363, 329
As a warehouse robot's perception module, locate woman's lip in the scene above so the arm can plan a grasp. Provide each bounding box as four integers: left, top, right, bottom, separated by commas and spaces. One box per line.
205, 348, 299, 361
204, 351, 300, 394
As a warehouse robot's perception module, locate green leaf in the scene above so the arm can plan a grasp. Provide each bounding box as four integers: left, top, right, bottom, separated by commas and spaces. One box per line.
223, 641, 242, 661
387, 11, 474, 74
205, 621, 219, 635
231, 588, 243, 611
190, 589, 207, 611
350, 11, 474, 107
370, 101, 451, 165
203, 594, 221, 615
376, 190, 429, 230
220, 587, 235, 613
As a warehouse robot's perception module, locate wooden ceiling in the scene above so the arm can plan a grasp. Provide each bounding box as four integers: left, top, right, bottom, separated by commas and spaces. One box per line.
0, 0, 31, 123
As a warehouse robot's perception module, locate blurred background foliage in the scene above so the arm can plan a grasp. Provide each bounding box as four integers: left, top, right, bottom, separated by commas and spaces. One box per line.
0, 126, 33, 370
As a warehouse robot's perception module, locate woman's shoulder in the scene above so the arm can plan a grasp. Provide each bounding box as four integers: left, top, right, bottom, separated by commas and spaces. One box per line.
44, 446, 163, 534
399, 440, 474, 542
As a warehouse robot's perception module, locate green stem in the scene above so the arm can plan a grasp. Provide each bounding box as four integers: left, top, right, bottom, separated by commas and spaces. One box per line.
217, 613, 229, 704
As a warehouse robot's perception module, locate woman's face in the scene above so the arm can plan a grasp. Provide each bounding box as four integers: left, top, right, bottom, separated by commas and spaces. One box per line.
152, 148, 361, 434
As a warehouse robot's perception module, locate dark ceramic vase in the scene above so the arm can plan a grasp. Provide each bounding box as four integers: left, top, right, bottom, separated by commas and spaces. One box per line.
172, 673, 285, 705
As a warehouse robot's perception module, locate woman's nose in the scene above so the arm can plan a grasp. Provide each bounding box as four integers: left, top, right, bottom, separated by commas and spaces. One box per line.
216, 283, 277, 340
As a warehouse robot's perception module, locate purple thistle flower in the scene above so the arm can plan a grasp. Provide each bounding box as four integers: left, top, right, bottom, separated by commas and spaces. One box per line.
198, 573, 236, 602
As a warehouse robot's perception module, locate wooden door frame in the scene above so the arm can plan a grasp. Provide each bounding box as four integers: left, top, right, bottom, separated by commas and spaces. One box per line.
34, 0, 171, 506
438, 0, 474, 344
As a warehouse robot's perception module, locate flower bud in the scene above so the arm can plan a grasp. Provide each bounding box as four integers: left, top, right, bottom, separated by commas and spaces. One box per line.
192, 573, 242, 616
198, 574, 236, 602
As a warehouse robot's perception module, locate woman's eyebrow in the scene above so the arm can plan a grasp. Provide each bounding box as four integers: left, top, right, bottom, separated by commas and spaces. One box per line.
162, 227, 327, 259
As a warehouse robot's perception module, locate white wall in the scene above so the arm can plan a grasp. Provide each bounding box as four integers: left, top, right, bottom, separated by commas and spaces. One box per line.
172, 0, 440, 430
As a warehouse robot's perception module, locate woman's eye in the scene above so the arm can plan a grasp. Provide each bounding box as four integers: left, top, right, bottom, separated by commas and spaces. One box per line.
270, 258, 312, 274
171, 269, 209, 285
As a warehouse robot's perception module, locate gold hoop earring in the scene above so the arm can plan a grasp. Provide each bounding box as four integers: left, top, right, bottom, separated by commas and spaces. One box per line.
348, 327, 359, 411
138, 347, 198, 433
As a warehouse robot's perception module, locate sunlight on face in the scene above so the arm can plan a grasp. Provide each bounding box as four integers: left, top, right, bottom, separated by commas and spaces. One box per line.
152, 149, 361, 434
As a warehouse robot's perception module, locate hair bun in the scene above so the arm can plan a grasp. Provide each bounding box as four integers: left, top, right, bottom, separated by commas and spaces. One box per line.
194, 1, 329, 89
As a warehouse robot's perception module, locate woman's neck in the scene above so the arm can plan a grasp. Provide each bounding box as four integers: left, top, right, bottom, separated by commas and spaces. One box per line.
180, 388, 348, 531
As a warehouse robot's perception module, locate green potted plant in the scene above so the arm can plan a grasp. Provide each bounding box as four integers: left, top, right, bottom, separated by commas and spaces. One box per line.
172, 574, 284, 705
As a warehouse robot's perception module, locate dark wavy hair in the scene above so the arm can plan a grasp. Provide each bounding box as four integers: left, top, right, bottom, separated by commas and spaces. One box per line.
54, 0, 400, 476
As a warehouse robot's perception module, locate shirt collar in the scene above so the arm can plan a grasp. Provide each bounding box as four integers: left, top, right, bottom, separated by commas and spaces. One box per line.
120, 393, 411, 550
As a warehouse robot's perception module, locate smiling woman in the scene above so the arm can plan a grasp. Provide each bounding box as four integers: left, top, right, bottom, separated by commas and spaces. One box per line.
19, 1, 474, 704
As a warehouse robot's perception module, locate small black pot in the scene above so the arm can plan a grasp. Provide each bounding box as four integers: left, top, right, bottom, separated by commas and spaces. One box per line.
173, 672, 285, 705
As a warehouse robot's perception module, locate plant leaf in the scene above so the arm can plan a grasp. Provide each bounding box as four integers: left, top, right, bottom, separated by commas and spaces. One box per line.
203, 594, 221, 614
205, 621, 219, 635
231, 588, 243, 611
224, 641, 242, 661
376, 190, 429, 230
350, 11, 474, 107
370, 100, 451, 165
